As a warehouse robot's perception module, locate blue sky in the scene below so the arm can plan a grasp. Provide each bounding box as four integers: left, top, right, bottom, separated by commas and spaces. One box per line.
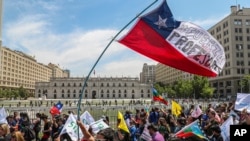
2, 0, 250, 77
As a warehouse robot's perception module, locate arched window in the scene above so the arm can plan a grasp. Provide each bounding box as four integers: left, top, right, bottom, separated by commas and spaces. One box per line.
62, 83, 65, 87
124, 90, 127, 93
73, 90, 76, 93
107, 90, 110, 93
107, 83, 109, 87
132, 83, 134, 87
124, 83, 127, 87
101, 90, 104, 93
67, 89, 70, 93
147, 89, 150, 93
141, 90, 143, 93
132, 90, 135, 93
62, 90, 64, 93
38, 89, 41, 93
93, 83, 96, 87
85, 90, 88, 93
54, 89, 57, 93
113, 90, 115, 93
118, 90, 121, 93
74, 83, 76, 87
68, 83, 71, 86
113, 83, 115, 87
101, 83, 104, 87
54, 83, 57, 87
118, 83, 121, 87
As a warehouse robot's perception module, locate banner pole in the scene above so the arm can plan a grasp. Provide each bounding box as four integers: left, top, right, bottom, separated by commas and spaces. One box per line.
77, 0, 158, 139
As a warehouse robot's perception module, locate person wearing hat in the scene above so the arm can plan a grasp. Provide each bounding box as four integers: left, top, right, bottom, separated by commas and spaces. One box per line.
210, 125, 223, 141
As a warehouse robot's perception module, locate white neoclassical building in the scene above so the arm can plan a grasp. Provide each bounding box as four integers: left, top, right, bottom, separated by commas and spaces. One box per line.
35, 77, 152, 99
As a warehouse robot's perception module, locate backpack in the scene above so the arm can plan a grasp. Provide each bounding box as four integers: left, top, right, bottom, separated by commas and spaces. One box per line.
24, 126, 35, 140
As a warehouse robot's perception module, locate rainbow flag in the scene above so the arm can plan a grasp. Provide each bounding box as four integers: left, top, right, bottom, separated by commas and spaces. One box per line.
152, 88, 168, 105
174, 120, 208, 140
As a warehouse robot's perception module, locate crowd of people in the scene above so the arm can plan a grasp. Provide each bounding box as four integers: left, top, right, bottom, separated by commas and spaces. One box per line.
0, 100, 249, 141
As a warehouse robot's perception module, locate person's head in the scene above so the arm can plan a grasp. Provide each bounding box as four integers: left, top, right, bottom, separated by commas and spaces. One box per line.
211, 125, 221, 135
40, 114, 48, 121
96, 128, 115, 141
11, 131, 25, 141
36, 113, 41, 118
147, 124, 158, 136
0, 123, 10, 136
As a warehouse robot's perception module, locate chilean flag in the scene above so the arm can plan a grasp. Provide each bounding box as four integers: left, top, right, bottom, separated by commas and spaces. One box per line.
119, 0, 225, 77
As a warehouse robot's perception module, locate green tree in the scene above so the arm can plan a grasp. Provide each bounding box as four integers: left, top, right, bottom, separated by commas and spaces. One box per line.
191, 75, 212, 99
18, 86, 27, 99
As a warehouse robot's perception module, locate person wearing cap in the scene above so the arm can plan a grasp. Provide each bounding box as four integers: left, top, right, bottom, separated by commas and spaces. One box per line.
210, 125, 223, 141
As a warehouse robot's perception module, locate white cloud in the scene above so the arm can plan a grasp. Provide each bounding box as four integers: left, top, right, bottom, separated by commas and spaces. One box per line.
4, 15, 155, 77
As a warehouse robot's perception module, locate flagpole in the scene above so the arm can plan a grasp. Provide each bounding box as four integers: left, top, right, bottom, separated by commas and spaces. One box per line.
77, 0, 159, 139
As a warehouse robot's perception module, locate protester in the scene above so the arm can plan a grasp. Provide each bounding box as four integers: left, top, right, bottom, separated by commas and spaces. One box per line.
0, 123, 11, 141
40, 114, 52, 141
11, 131, 25, 141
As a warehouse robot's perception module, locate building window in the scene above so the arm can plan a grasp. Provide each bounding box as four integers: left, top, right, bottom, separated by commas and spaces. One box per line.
113, 83, 115, 87
67, 94, 70, 98
93, 83, 96, 87
124, 94, 127, 98
85, 94, 87, 98
113, 94, 115, 98
246, 19, 250, 26
141, 94, 144, 98
124, 83, 127, 87
68, 83, 70, 87
73, 94, 76, 98
147, 94, 150, 98
107, 94, 109, 98
113, 90, 115, 94
234, 19, 242, 25
54, 89, 57, 93
101, 94, 103, 98
107, 83, 109, 87
62, 83, 64, 87
118, 94, 121, 98
67, 90, 70, 93
62, 94, 64, 98
141, 90, 143, 93
54, 83, 57, 87
119, 83, 121, 87
132, 83, 134, 87
101, 83, 104, 87
62, 90, 64, 93
73, 83, 76, 87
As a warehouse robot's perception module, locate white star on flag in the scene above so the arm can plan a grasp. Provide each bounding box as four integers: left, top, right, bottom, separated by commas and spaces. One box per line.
154, 15, 167, 29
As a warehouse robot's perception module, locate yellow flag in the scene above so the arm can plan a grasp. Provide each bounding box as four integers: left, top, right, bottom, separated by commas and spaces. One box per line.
117, 111, 130, 133
172, 100, 182, 117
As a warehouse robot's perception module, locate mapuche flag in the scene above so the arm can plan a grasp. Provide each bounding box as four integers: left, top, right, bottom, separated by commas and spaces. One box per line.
152, 88, 168, 105
174, 120, 209, 140
118, 0, 225, 77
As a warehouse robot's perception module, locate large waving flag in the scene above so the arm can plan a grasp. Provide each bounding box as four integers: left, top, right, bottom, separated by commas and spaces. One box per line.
117, 111, 130, 133
152, 88, 168, 105
171, 100, 182, 117
174, 120, 208, 140
118, 0, 225, 77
